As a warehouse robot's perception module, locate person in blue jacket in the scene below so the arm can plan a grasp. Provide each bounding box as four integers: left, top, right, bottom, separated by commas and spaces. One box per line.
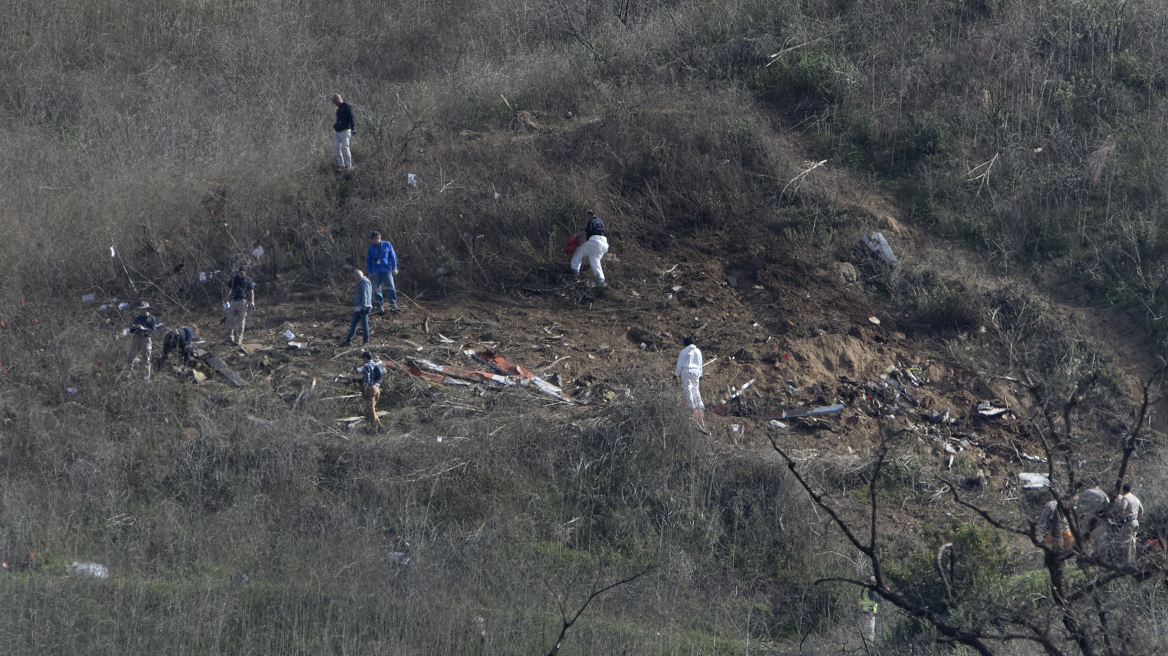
366, 231, 399, 314
342, 269, 373, 346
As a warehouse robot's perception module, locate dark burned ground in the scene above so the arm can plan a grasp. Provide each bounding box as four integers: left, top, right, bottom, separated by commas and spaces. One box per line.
158, 189, 1164, 551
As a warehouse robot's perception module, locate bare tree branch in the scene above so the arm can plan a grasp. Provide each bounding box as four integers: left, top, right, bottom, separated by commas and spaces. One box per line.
545, 566, 656, 656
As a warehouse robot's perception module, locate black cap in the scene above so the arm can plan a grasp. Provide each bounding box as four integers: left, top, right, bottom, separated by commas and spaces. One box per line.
370, 231, 381, 239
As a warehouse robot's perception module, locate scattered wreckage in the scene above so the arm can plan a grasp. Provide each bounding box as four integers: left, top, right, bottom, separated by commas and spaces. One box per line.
383, 349, 578, 405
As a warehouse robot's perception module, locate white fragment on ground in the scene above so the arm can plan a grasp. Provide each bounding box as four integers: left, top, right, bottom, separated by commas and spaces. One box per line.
1019, 472, 1050, 489
70, 562, 109, 579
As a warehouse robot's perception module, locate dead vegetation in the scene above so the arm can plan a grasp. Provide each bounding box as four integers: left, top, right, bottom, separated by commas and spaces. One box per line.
4, 0, 1168, 653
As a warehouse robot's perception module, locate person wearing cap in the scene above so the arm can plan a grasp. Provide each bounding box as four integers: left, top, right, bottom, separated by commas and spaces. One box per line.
858, 576, 881, 642
357, 350, 383, 432
342, 269, 373, 346
366, 231, 399, 314
126, 302, 157, 381
1112, 482, 1144, 566
673, 336, 704, 423
223, 267, 256, 345
570, 210, 609, 287
332, 94, 356, 171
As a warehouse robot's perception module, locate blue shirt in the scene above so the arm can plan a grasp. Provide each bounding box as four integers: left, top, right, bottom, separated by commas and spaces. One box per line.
367, 241, 397, 273
353, 276, 372, 307
359, 360, 383, 386
132, 314, 157, 336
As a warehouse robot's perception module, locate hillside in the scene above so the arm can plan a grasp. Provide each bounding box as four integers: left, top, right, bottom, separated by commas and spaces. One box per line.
6, 0, 1168, 653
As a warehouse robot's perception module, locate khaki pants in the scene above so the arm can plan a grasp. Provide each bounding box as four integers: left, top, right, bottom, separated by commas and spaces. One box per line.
363, 384, 382, 431
1117, 520, 1139, 566
226, 300, 249, 343
127, 335, 152, 380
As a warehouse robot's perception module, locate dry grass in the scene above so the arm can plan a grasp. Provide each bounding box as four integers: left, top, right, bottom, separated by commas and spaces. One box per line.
5, 0, 1168, 652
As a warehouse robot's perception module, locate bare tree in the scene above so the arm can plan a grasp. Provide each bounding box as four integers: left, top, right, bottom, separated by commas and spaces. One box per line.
770, 367, 1166, 655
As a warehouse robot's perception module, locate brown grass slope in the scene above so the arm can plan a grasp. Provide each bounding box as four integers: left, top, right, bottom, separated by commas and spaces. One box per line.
3, 0, 1168, 654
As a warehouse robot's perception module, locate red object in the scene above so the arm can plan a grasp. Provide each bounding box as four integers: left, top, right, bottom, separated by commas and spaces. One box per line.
563, 236, 582, 256
473, 350, 535, 379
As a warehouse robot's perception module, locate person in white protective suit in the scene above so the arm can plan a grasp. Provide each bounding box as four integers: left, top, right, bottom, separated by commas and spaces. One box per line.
570, 210, 609, 287
673, 336, 704, 423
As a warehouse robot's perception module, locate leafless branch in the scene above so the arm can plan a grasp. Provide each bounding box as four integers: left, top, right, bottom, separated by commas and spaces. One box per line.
545, 566, 656, 656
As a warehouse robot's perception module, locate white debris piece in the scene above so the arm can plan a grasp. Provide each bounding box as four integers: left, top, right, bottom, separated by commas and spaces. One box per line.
82, 293, 96, 302
408, 173, 417, 187
199, 272, 207, 282
1019, 472, 1050, 489
70, 562, 110, 579
283, 330, 295, 340
110, 246, 116, 258
860, 233, 898, 267
118, 302, 129, 311
252, 245, 264, 259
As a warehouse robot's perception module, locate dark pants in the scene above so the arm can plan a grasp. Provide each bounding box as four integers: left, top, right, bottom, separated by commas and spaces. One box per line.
160, 330, 193, 366
347, 308, 369, 343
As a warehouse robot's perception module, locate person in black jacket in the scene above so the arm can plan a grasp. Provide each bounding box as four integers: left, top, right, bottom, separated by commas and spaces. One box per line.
160, 325, 200, 367
570, 210, 609, 287
331, 94, 356, 171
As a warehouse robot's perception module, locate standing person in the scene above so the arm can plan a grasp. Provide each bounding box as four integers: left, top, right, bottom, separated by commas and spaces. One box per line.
1038, 499, 1069, 551
570, 209, 609, 287
1112, 483, 1144, 566
342, 269, 373, 346
331, 94, 356, 171
859, 576, 881, 642
160, 325, 200, 367
673, 336, 704, 423
223, 267, 255, 345
126, 302, 157, 381
1073, 483, 1110, 558
357, 351, 383, 432
366, 231, 399, 314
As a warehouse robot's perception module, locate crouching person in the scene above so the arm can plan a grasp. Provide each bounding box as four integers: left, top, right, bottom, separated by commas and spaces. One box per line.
160, 325, 200, 367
